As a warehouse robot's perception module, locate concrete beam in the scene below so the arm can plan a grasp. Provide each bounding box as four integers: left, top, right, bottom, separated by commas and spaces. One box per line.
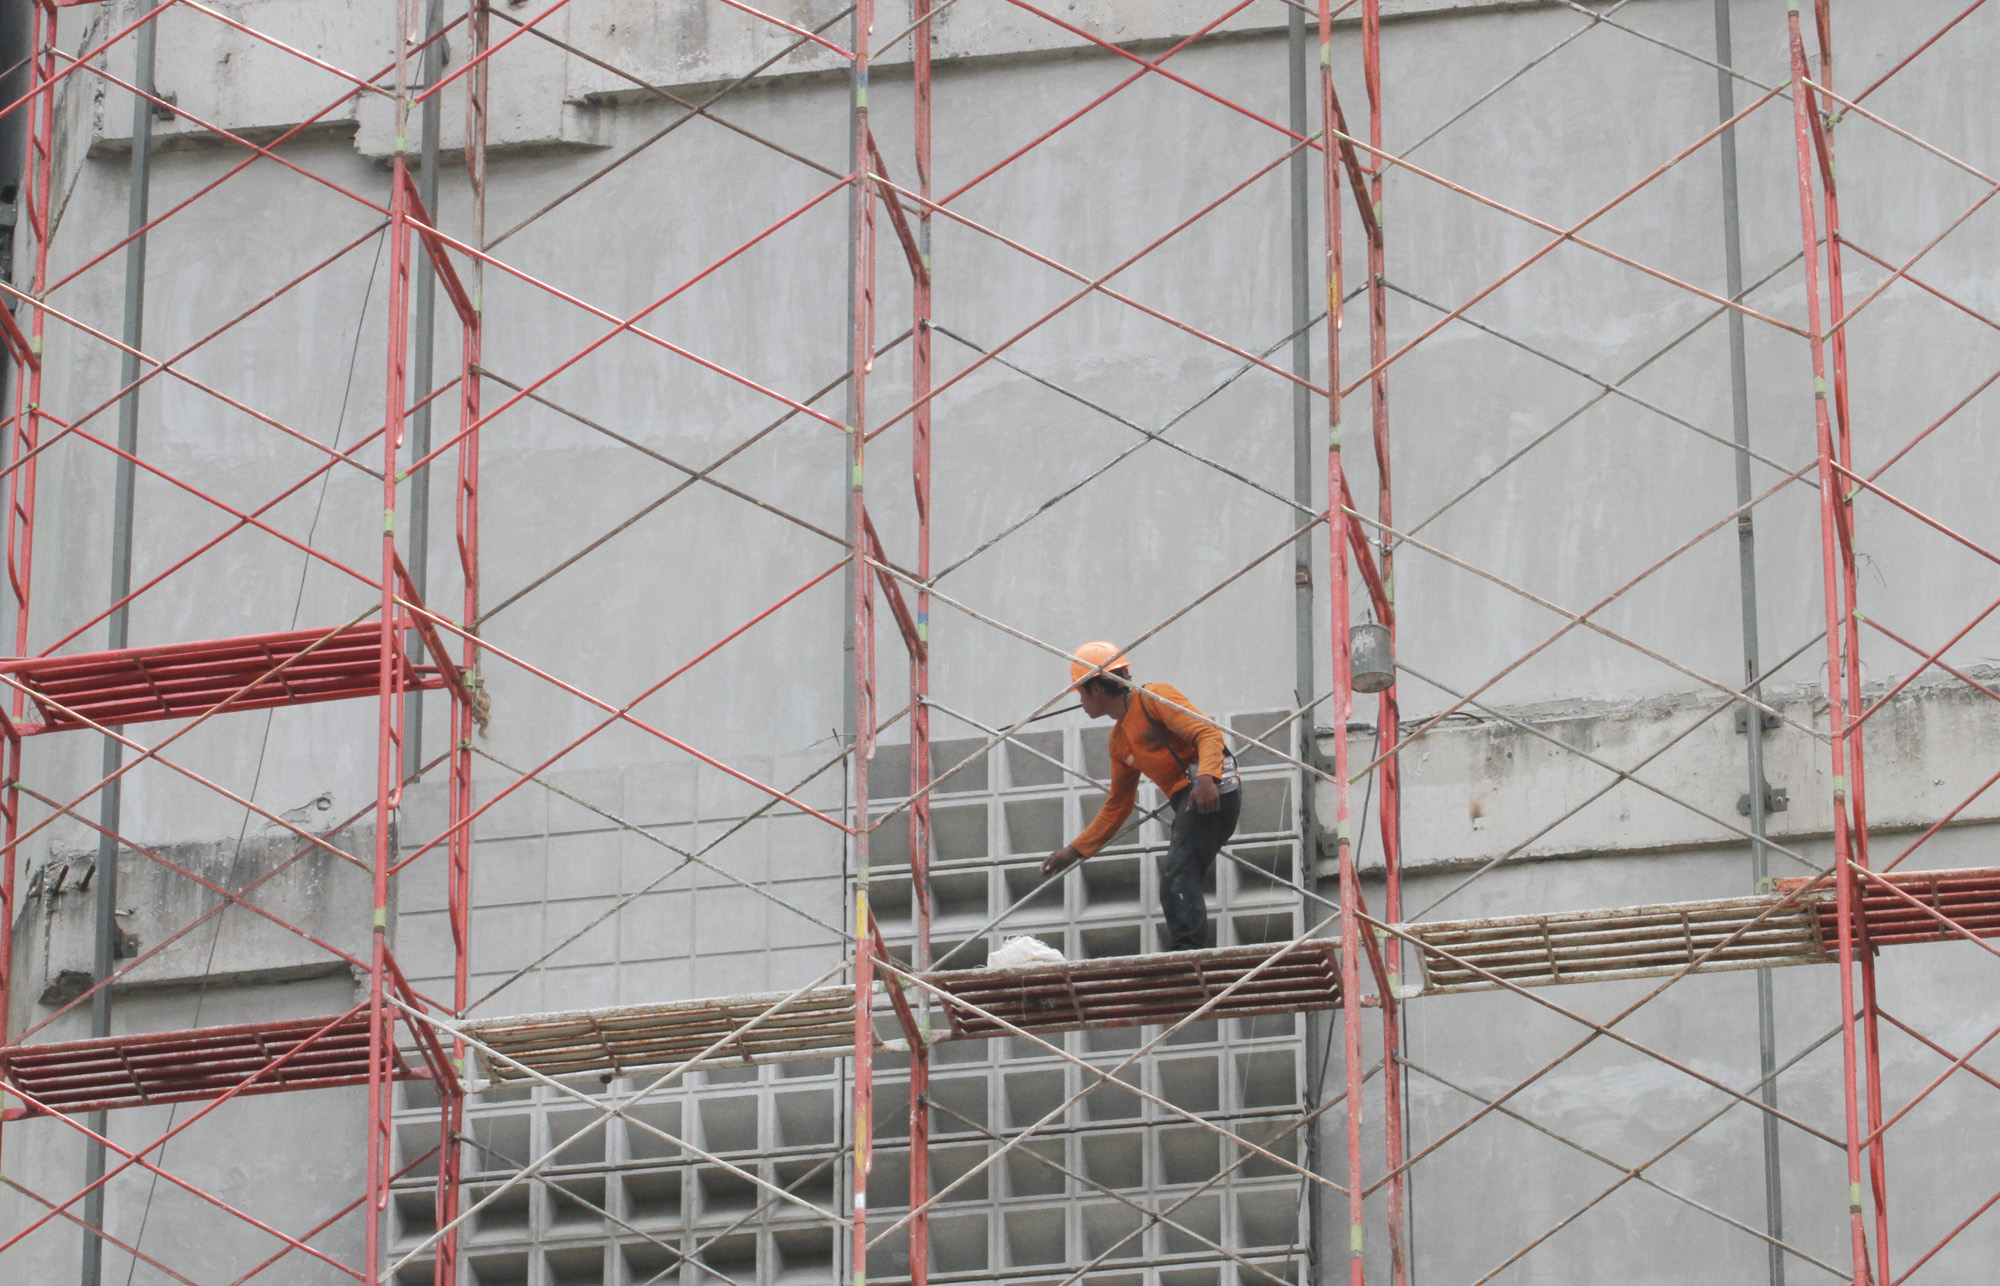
18, 825, 380, 1004
1317, 675, 2000, 873
82, 0, 1568, 158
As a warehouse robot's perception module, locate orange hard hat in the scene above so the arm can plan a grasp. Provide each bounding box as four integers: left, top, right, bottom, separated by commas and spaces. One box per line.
1069, 640, 1130, 688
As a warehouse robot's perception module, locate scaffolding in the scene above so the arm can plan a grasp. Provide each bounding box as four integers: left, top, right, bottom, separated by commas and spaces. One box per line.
0, 0, 1996, 1283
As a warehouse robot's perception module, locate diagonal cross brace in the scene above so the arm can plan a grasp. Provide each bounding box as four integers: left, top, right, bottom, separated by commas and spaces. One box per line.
862, 505, 927, 662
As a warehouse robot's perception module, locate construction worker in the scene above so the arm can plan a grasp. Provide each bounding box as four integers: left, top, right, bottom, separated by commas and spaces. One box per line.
1043, 641, 1241, 951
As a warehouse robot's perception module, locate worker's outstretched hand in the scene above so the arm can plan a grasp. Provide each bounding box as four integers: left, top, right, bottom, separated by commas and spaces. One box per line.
1042, 844, 1083, 879
1192, 774, 1221, 814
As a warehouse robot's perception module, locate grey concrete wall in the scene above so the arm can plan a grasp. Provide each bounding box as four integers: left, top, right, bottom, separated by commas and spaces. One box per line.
1382, 833, 2000, 1285
2, 969, 369, 1283
5, 0, 1999, 1281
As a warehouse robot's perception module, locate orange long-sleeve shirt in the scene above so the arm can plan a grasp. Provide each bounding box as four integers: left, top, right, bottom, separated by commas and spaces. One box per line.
1069, 683, 1229, 857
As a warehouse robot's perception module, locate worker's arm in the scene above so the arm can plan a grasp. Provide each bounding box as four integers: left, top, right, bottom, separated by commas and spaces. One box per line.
1043, 758, 1140, 876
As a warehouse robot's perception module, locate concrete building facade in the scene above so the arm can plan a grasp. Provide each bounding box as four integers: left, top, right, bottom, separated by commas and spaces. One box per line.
2, 0, 1997, 1282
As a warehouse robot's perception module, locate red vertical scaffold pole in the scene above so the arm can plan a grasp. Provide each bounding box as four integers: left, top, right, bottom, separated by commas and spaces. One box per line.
0, 0, 60, 1200
1358, 3, 1409, 1281
1785, 6, 1877, 1283
372, 0, 419, 1277
436, 0, 491, 1280
849, 2, 879, 1282
1314, 2, 1366, 1282
1802, 8, 1889, 1278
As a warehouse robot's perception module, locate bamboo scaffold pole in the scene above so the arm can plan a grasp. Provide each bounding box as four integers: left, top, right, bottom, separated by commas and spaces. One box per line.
1800, 8, 1890, 1280
1312, 2, 1368, 1281
847, 1, 880, 1281
907, 2, 936, 1280
1784, 5, 1874, 1282
1357, 4, 1409, 1280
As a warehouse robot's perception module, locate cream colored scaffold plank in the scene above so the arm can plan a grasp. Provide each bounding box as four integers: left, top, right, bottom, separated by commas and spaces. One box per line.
930, 941, 1344, 1039
457, 940, 1345, 1084
458, 868, 2000, 1081
1405, 894, 1829, 994
458, 984, 906, 1083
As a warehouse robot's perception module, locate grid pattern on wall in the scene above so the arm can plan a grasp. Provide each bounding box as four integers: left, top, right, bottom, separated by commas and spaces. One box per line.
391, 709, 1314, 1285
394, 752, 854, 1023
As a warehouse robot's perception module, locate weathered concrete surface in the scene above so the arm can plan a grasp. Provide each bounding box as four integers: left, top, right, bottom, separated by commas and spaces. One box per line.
85, 0, 1546, 158
1320, 668, 2000, 881
1357, 827, 2000, 1284
15, 824, 377, 1008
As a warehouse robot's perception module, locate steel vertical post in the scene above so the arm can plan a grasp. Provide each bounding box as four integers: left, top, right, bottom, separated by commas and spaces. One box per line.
1784, 7, 1871, 1282
906, 2, 935, 1282
848, 5, 878, 1284
403, 0, 446, 783
1314, 3, 1364, 1282
1712, 4, 1785, 1280
82, 5, 158, 1279
1286, 7, 1325, 1282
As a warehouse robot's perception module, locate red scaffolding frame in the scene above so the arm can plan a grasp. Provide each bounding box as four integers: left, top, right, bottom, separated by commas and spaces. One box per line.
0, 0, 490, 1279
0, 0, 1994, 1282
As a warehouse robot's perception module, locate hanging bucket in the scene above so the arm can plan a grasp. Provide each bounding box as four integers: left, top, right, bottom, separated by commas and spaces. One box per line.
1350, 622, 1395, 693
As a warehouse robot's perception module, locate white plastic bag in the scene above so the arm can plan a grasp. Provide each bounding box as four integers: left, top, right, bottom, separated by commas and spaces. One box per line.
986, 935, 1066, 969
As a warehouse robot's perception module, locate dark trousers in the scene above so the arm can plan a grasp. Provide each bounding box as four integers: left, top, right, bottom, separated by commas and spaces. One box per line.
1159, 786, 1242, 951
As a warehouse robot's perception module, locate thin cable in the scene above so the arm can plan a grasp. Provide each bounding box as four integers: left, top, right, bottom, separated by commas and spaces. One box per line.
500, 13, 843, 182
121, 229, 386, 1279
485, 4, 857, 248
1552, 0, 1781, 95
1402, 0, 1645, 158
1398, 246, 1809, 544
453, 1136, 747, 1286
1404, 1055, 1844, 1277
476, 328, 912, 624
924, 315, 1346, 580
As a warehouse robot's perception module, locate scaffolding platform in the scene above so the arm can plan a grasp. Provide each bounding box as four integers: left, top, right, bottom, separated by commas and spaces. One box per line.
461, 985, 895, 1083
457, 869, 2000, 1087
0, 623, 447, 735
1407, 865, 2000, 994
1775, 865, 2000, 948
1405, 894, 1830, 994
928, 941, 1344, 1039
0, 1013, 407, 1118
461, 941, 1345, 1084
